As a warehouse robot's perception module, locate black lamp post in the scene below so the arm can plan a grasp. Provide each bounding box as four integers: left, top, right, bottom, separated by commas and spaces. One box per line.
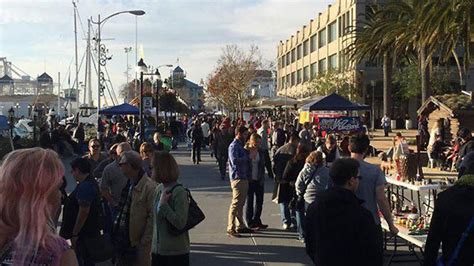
8, 107, 14, 138
33, 106, 38, 145
155, 69, 162, 129
137, 58, 148, 143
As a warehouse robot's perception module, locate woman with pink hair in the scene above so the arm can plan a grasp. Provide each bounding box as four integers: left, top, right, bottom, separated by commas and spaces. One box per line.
0, 148, 78, 265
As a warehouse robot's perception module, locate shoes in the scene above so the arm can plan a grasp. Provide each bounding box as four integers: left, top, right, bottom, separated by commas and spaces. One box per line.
236, 227, 254, 234
251, 223, 268, 230
297, 237, 305, 243
226, 230, 241, 238
282, 223, 290, 230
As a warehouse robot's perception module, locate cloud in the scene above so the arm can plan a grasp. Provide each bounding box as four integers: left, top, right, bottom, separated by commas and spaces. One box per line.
1, 0, 335, 103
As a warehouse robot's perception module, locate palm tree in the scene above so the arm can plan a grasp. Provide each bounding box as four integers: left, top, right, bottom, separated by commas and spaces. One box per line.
346, 5, 396, 116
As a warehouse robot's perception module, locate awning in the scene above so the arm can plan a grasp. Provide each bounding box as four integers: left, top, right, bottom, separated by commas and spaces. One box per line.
300, 93, 370, 111
99, 103, 139, 115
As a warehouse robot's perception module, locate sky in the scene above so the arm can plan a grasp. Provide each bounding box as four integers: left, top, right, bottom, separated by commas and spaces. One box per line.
0, 0, 334, 104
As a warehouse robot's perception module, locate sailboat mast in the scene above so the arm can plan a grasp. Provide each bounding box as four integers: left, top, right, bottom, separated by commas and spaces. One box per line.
87, 18, 92, 107
73, 1, 79, 113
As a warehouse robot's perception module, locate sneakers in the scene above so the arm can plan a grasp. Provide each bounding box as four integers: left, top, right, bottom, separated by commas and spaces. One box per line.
226, 230, 241, 238
251, 223, 268, 230
282, 223, 290, 230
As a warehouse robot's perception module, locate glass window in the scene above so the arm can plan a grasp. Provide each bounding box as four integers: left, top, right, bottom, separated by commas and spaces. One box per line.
310, 63, 317, 78
281, 76, 285, 89
291, 49, 296, 63
319, 58, 327, 73
303, 40, 309, 56
328, 54, 337, 70
297, 69, 302, 84
286, 74, 290, 86
297, 44, 302, 60
319, 28, 326, 48
303, 66, 310, 82
310, 34, 317, 52
291, 72, 296, 86
328, 22, 337, 43
286, 52, 290, 66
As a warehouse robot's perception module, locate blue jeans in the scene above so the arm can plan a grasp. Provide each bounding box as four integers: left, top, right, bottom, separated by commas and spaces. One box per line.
279, 202, 295, 226
245, 181, 264, 226
295, 202, 309, 239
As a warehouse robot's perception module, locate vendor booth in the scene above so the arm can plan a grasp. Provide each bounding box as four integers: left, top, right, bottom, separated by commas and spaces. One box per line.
298, 93, 370, 133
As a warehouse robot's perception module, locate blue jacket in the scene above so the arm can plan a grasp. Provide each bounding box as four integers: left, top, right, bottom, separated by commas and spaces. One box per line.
228, 138, 250, 181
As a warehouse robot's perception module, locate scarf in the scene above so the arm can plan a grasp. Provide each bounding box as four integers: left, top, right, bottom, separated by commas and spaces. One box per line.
455, 175, 474, 187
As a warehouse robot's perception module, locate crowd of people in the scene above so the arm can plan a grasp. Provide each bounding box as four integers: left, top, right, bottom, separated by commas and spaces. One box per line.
0, 111, 473, 266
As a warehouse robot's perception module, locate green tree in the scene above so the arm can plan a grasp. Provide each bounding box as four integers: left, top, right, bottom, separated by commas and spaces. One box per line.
305, 70, 354, 99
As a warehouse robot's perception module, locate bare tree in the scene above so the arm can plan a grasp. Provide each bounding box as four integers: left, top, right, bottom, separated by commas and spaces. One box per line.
207, 45, 262, 118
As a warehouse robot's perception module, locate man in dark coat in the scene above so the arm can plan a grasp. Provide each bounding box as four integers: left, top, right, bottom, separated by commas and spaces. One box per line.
191, 120, 204, 164
214, 123, 234, 179
424, 161, 474, 266
305, 158, 381, 266
456, 128, 474, 169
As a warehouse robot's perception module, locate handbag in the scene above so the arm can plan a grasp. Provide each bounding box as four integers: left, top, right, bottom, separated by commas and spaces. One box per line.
166, 184, 206, 236
436, 216, 474, 266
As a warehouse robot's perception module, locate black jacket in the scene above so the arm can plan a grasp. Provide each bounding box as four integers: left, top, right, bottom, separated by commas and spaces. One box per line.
305, 187, 381, 266
424, 181, 474, 266
457, 139, 474, 168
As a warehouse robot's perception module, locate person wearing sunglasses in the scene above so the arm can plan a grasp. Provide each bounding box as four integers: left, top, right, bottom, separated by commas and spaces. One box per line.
305, 158, 380, 266
83, 139, 108, 179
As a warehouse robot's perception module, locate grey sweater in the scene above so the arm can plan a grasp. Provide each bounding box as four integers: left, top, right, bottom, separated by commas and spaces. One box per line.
295, 163, 330, 205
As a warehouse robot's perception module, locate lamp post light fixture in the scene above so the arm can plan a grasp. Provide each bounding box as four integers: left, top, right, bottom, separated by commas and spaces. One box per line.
33, 105, 39, 145
92, 9, 145, 138
136, 60, 173, 141
370, 80, 376, 131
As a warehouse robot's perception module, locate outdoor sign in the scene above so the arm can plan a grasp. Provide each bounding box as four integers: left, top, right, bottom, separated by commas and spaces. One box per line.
319, 117, 362, 132
143, 97, 153, 110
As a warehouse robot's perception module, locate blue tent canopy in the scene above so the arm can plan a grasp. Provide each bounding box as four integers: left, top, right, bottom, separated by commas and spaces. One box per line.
99, 103, 139, 115
300, 93, 370, 111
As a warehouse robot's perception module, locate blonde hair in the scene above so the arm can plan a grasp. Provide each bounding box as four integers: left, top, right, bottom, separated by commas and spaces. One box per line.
0, 148, 65, 265
152, 151, 180, 184
139, 142, 154, 159
245, 133, 261, 150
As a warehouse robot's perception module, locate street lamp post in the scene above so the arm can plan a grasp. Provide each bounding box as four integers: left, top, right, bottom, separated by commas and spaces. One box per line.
137, 59, 172, 142
92, 10, 145, 137
370, 80, 376, 131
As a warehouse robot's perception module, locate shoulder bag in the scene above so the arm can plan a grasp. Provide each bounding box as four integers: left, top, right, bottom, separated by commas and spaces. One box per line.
436, 216, 474, 266
166, 184, 206, 236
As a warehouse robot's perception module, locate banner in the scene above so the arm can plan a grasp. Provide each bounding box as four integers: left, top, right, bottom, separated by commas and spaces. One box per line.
319, 117, 362, 132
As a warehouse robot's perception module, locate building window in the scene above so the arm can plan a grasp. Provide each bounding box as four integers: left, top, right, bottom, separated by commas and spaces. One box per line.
291, 49, 296, 63
319, 28, 326, 48
291, 72, 296, 86
281, 55, 285, 68
310, 34, 317, 52
297, 69, 302, 84
281, 76, 285, 89
328, 54, 337, 70
297, 44, 302, 60
319, 58, 327, 73
303, 66, 310, 82
310, 63, 317, 78
328, 22, 337, 43
303, 40, 309, 56
286, 74, 290, 87
286, 52, 290, 66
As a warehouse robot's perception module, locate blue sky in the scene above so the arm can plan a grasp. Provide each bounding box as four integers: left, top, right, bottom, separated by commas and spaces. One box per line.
0, 0, 333, 102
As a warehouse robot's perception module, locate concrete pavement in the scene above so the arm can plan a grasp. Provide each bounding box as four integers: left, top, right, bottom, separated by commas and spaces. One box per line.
171, 148, 312, 266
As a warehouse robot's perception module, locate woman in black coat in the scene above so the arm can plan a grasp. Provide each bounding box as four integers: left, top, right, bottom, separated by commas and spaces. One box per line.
277, 144, 309, 230
424, 162, 474, 266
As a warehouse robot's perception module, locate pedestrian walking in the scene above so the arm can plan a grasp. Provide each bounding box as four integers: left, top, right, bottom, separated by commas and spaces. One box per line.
316, 135, 340, 167
83, 138, 108, 178
191, 121, 204, 164
227, 125, 253, 237
299, 122, 312, 150
151, 151, 190, 266
215, 122, 233, 180
350, 134, 398, 264
381, 114, 391, 137
294, 150, 329, 242
244, 133, 268, 230
0, 148, 78, 266
113, 151, 156, 266
140, 142, 154, 177
257, 119, 274, 179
